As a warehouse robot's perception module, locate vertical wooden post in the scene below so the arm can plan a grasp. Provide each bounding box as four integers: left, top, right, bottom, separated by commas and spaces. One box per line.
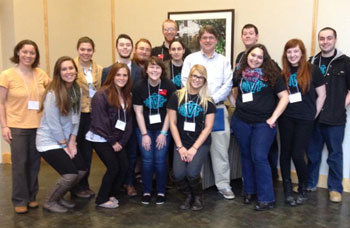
111, 0, 116, 63
311, 0, 319, 56
43, 0, 50, 76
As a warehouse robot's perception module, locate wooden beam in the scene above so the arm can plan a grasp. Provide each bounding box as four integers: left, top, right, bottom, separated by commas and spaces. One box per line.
111, 0, 116, 63
310, 0, 319, 56
43, 0, 50, 76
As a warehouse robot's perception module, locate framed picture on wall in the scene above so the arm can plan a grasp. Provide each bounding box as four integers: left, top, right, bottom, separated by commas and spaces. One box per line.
168, 9, 235, 65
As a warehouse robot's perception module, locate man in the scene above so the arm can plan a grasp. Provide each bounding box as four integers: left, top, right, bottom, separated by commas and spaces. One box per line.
101, 34, 142, 85
182, 25, 234, 200
133, 38, 152, 69
151, 19, 191, 61
307, 27, 350, 203
235, 24, 259, 69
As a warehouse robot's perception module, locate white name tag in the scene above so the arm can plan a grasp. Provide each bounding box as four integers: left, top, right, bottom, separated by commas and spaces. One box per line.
242, 92, 253, 103
115, 120, 126, 131
289, 92, 302, 103
149, 114, 161, 124
184, 121, 196, 132
72, 114, 79, 124
28, 101, 39, 110
89, 88, 96, 98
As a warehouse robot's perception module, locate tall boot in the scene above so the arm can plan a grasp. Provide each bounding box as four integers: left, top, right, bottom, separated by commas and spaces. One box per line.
283, 179, 296, 206
296, 183, 308, 205
188, 177, 203, 211
44, 174, 78, 213
175, 178, 192, 210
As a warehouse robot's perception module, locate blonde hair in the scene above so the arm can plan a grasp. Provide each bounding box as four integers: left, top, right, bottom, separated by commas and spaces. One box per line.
176, 64, 213, 111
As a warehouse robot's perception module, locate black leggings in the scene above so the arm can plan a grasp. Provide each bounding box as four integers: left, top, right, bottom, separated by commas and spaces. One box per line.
40, 148, 87, 175
279, 115, 314, 188
93, 142, 128, 204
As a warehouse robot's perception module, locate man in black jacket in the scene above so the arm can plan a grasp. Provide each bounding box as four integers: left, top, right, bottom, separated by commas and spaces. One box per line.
307, 27, 350, 203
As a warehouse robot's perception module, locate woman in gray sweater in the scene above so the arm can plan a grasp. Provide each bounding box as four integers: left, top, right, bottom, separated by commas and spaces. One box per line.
36, 56, 87, 213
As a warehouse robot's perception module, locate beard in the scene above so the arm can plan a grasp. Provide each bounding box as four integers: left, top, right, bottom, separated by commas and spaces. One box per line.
133, 54, 147, 67
118, 51, 132, 59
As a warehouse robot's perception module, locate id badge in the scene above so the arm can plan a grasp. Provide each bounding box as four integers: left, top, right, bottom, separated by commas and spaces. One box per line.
72, 114, 79, 124
89, 88, 96, 98
115, 120, 126, 131
289, 92, 302, 103
149, 114, 161, 124
184, 121, 196, 132
242, 92, 253, 103
28, 100, 39, 110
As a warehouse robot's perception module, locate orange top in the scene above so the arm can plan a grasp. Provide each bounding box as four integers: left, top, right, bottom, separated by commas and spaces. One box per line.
0, 68, 50, 128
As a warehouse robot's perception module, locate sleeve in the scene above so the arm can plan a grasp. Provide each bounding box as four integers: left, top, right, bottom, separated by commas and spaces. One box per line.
181, 56, 192, 87
206, 100, 217, 114
274, 75, 288, 94
132, 81, 144, 105
311, 65, 326, 88
43, 92, 66, 141
345, 57, 350, 90
167, 93, 178, 110
211, 57, 233, 103
101, 67, 109, 85
0, 71, 9, 89
167, 80, 177, 99
38, 69, 50, 88
232, 71, 241, 87
118, 108, 133, 147
71, 89, 82, 136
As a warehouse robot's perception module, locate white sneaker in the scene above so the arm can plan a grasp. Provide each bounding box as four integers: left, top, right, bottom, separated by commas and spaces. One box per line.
97, 200, 119, 208
219, 188, 235, 199
109, 197, 119, 204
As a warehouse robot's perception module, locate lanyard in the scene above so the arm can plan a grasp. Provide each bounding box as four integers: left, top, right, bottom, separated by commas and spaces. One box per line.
184, 93, 200, 123
147, 79, 161, 116
83, 66, 96, 90
19, 72, 40, 101
117, 104, 126, 122
287, 73, 300, 94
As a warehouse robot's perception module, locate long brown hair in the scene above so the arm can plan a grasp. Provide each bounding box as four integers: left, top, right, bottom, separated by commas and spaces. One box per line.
282, 39, 311, 94
102, 63, 132, 110
236, 44, 280, 87
41, 56, 80, 116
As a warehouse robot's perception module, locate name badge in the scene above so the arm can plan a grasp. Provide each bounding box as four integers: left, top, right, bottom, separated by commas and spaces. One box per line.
289, 92, 302, 103
89, 88, 96, 98
72, 114, 79, 124
184, 121, 196, 132
115, 120, 126, 131
149, 114, 161, 124
242, 92, 253, 103
28, 101, 39, 110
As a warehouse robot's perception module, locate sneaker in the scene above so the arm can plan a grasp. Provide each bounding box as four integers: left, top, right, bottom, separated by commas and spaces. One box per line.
218, 188, 235, 199
155, 195, 165, 205
329, 191, 342, 203
97, 200, 119, 209
141, 194, 151, 205
109, 197, 119, 204
306, 186, 317, 192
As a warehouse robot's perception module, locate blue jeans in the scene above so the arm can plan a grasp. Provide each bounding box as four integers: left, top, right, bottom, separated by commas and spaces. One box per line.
231, 115, 276, 203
136, 129, 170, 195
307, 123, 344, 193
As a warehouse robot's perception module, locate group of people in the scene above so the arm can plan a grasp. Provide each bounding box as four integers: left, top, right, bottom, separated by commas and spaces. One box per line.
1, 18, 349, 215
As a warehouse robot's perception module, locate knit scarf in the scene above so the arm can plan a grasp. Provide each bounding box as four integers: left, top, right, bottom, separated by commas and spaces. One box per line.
242, 67, 264, 82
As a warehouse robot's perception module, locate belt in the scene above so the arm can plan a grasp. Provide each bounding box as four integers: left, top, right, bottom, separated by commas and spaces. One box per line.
216, 101, 225, 106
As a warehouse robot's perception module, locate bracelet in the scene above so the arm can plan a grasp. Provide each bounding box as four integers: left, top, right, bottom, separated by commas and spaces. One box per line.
160, 130, 168, 136
142, 133, 148, 137
60, 144, 67, 149
176, 145, 183, 151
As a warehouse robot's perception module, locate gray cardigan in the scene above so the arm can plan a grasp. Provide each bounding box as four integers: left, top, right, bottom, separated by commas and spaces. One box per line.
36, 91, 80, 152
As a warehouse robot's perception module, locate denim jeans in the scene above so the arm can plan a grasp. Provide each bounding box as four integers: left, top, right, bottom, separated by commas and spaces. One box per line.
173, 144, 210, 181
307, 122, 345, 193
231, 115, 276, 203
136, 129, 170, 195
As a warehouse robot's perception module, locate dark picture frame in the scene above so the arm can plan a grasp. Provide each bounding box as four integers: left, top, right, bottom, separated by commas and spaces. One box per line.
168, 9, 235, 65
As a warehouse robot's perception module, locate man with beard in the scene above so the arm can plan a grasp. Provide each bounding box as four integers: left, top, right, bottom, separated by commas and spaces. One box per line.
151, 19, 191, 61
101, 34, 142, 85
133, 38, 152, 69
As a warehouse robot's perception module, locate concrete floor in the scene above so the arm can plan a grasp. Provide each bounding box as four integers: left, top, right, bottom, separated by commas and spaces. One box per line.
0, 155, 349, 228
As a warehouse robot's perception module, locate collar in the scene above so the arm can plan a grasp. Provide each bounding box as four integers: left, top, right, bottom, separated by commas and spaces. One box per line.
201, 50, 216, 59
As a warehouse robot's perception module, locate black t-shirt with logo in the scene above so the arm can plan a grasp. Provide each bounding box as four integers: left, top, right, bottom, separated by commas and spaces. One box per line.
168, 61, 183, 89
233, 72, 287, 123
167, 93, 216, 148
283, 64, 325, 120
133, 79, 176, 131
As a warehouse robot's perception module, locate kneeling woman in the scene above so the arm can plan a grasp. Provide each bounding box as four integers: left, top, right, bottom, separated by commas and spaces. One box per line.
230, 44, 289, 211
167, 64, 215, 211
86, 63, 133, 208
36, 56, 87, 213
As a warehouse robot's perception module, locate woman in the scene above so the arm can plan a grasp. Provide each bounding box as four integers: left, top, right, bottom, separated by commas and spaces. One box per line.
230, 44, 289, 211
36, 56, 86, 213
164, 39, 185, 90
279, 39, 326, 206
167, 64, 215, 211
73, 36, 103, 198
133, 56, 176, 205
0, 40, 50, 214
86, 63, 133, 208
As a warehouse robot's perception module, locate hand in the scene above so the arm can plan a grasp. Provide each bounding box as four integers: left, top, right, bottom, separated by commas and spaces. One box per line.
112, 142, 123, 152
178, 147, 188, 162
68, 141, 77, 158
186, 147, 198, 162
63, 147, 73, 159
1, 127, 12, 144
266, 117, 276, 128
156, 134, 167, 150
142, 135, 151, 151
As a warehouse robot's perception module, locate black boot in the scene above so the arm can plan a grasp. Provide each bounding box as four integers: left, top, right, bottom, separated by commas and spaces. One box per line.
283, 179, 296, 206
296, 183, 308, 205
188, 177, 203, 211
175, 178, 192, 210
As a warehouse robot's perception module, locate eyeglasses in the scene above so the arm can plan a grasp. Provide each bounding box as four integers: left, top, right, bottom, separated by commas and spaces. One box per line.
200, 35, 216, 41
137, 47, 151, 53
164, 28, 176, 32
191, 74, 205, 81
